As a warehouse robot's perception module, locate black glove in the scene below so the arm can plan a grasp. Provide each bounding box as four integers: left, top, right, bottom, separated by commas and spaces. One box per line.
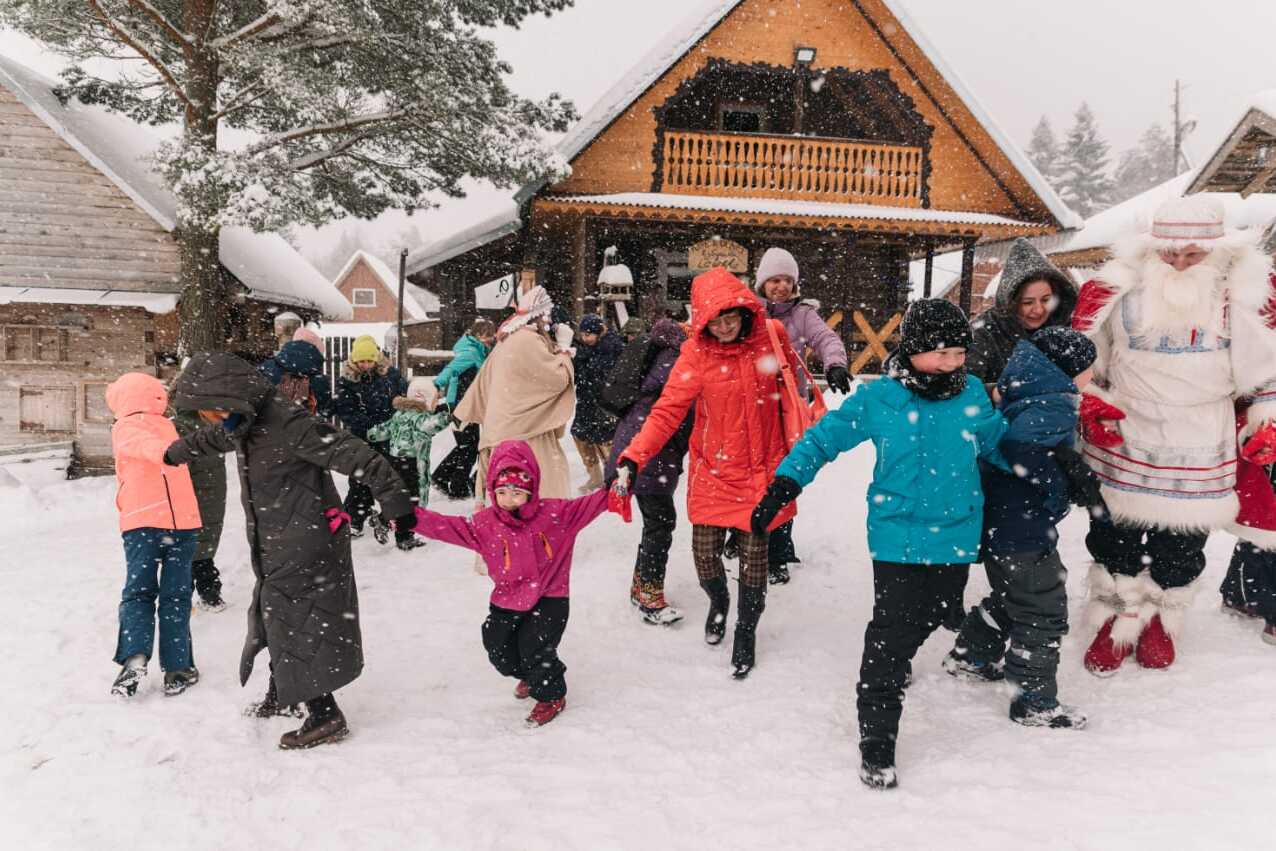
434, 402, 450, 415
162, 442, 184, 466
394, 512, 417, 534
751, 475, 802, 535
1053, 446, 1103, 508
825, 365, 851, 394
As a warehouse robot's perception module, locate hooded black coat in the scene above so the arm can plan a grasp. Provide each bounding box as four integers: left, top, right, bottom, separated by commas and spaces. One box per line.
967, 238, 1077, 385
167, 353, 413, 705
570, 331, 624, 443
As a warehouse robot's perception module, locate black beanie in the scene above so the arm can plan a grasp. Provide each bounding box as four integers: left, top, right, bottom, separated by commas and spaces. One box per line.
1030, 327, 1097, 378
898, 298, 972, 356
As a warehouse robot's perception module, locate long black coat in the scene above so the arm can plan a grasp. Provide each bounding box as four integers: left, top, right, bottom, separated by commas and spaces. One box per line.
571, 331, 624, 443
168, 353, 413, 705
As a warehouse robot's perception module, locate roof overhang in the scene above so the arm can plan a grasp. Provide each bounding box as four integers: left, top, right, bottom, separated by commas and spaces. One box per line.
1188, 102, 1276, 197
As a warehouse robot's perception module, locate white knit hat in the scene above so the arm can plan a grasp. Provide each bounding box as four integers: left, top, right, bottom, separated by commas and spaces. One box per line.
407, 377, 438, 407
754, 247, 801, 296
497, 285, 554, 337
1146, 195, 1227, 250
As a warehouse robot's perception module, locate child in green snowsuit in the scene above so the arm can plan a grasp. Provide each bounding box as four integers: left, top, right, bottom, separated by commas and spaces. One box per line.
367, 377, 452, 508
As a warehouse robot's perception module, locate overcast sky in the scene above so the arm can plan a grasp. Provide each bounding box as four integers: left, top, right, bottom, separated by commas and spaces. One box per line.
3, 0, 1274, 257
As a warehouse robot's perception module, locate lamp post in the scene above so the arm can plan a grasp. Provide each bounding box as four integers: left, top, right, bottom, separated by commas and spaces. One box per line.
793, 46, 816, 135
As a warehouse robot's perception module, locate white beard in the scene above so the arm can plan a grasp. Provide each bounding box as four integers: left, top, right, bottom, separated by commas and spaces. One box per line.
1135, 254, 1225, 337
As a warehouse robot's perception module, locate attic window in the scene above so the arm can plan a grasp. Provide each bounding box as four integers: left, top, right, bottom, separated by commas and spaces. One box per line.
352, 288, 377, 307
718, 102, 766, 134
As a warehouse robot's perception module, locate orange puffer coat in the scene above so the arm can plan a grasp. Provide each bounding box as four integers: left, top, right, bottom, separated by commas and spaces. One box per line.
620, 267, 800, 531
107, 373, 201, 533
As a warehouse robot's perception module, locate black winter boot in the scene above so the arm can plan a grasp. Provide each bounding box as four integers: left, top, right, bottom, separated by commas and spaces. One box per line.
730, 582, 767, 679
859, 737, 898, 789
700, 577, 731, 646
191, 558, 226, 611
244, 674, 304, 719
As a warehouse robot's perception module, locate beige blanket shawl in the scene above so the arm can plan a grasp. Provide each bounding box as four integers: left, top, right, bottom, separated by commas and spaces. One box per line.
455, 327, 575, 452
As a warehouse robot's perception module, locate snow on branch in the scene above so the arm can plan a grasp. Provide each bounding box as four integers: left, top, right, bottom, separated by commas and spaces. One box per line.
210, 80, 269, 121
124, 0, 190, 46
248, 110, 408, 155
210, 6, 313, 51
86, 0, 193, 111
286, 128, 381, 170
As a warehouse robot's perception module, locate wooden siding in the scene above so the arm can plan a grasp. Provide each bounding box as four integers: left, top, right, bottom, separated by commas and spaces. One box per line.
551, 0, 1048, 221
334, 256, 402, 322
0, 89, 182, 293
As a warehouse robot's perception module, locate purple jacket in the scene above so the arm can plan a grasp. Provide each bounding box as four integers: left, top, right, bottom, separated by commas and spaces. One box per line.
605, 320, 693, 496
766, 299, 847, 394
414, 439, 608, 611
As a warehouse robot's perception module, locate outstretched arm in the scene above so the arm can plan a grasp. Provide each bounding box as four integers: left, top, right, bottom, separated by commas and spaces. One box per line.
288, 413, 413, 519
774, 387, 869, 488
165, 421, 235, 464
412, 506, 482, 551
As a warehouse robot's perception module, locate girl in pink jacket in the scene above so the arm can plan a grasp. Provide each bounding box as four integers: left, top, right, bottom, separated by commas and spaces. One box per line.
106, 373, 202, 699
405, 439, 618, 727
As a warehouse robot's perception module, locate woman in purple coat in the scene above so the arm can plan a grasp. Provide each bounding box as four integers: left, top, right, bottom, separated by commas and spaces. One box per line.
752, 246, 851, 584
605, 318, 694, 625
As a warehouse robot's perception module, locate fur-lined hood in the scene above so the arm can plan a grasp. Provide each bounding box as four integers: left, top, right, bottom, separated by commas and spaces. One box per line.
341, 353, 392, 381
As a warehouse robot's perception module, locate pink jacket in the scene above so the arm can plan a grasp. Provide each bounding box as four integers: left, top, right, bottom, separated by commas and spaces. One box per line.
414, 439, 608, 610
107, 373, 201, 533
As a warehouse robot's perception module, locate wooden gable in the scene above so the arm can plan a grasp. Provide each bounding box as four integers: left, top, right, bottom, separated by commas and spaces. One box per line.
550, 0, 1058, 224
334, 254, 402, 323
0, 88, 181, 293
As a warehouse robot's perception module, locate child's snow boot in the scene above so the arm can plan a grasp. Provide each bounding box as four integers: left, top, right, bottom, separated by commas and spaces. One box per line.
700, 577, 730, 646
110, 655, 147, 698
1009, 696, 1087, 730
858, 738, 898, 790
370, 513, 391, 545
191, 559, 226, 612
1135, 614, 1175, 669
941, 650, 1005, 683
767, 563, 791, 585
163, 667, 200, 696
1083, 616, 1132, 676
631, 576, 684, 626
514, 680, 531, 700
396, 535, 425, 551
730, 582, 766, 679
280, 694, 348, 749
244, 675, 304, 719
1263, 622, 1276, 646
525, 698, 566, 727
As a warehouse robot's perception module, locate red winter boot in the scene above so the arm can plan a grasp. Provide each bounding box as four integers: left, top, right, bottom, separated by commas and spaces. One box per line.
1084, 616, 1132, 676
1136, 614, 1175, 669
525, 698, 566, 728
513, 680, 531, 700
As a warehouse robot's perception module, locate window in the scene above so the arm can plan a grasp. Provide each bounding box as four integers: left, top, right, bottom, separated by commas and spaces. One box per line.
82, 382, 112, 424
19, 385, 75, 433
352, 288, 377, 307
718, 103, 767, 134
2, 325, 68, 363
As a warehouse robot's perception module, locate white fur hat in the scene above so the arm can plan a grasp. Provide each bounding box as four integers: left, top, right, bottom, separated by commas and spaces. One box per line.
1147, 195, 1227, 249
754, 247, 801, 296
498, 285, 554, 337
407, 377, 438, 406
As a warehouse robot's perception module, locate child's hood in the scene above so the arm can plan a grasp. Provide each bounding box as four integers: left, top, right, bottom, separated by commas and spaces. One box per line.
486, 439, 542, 523
998, 340, 1078, 447
997, 340, 1076, 404
106, 372, 168, 418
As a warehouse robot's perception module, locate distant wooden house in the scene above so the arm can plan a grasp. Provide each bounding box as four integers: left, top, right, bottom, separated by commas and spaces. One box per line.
0, 55, 350, 471
407, 0, 1077, 373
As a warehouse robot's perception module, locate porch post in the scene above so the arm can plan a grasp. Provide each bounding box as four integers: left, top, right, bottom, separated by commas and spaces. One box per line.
923, 244, 934, 297
959, 240, 976, 315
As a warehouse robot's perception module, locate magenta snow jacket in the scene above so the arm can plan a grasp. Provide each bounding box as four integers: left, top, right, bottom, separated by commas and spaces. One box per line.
413, 439, 608, 610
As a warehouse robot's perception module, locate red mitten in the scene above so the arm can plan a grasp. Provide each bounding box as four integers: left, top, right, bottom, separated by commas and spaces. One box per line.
1080, 394, 1125, 450
1242, 422, 1276, 465
607, 486, 633, 523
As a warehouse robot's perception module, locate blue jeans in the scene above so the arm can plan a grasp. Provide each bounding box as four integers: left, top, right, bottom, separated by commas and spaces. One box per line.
115, 528, 197, 671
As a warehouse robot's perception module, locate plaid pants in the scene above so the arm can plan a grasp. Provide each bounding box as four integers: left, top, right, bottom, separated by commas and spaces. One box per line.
692, 525, 769, 588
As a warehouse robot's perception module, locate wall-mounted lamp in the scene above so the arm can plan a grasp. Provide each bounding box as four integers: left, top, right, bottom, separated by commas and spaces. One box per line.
794, 46, 817, 66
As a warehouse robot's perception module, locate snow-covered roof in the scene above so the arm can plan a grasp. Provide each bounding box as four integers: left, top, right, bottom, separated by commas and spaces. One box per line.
405, 201, 522, 276
0, 286, 180, 313
554, 192, 1039, 228
332, 250, 439, 319
1053, 170, 1276, 256
0, 54, 351, 320
1247, 89, 1276, 119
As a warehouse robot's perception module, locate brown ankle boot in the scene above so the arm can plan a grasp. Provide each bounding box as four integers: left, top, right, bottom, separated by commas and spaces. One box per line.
279, 709, 349, 750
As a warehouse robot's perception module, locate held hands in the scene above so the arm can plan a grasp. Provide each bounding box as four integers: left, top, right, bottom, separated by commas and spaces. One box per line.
1242, 422, 1276, 465
607, 460, 637, 523
1079, 394, 1125, 450
825, 365, 852, 394
750, 475, 802, 535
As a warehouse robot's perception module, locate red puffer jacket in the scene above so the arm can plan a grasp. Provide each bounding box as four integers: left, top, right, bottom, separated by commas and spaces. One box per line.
620, 267, 800, 531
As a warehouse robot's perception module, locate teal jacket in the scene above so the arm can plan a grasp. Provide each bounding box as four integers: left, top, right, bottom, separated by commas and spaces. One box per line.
775, 374, 1008, 565
434, 335, 489, 407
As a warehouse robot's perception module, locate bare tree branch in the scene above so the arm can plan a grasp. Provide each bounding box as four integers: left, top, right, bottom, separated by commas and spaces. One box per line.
287, 128, 384, 170
124, 0, 190, 46
249, 109, 408, 155
209, 11, 284, 50
85, 0, 193, 110
210, 79, 268, 120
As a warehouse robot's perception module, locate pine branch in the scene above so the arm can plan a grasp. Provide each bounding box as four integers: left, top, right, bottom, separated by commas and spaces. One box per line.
209, 11, 291, 50
287, 128, 383, 170
210, 79, 268, 120
249, 109, 408, 155
124, 0, 190, 46
85, 0, 193, 110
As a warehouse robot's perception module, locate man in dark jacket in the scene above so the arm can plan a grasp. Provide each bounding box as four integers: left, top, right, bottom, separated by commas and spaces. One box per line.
945, 328, 1096, 730
332, 335, 408, 539
968, 238, 1077, 387
172, 407, 227, 611
165, 352, 413, 750
604, 318, 694, 625
571, 314, 623, 492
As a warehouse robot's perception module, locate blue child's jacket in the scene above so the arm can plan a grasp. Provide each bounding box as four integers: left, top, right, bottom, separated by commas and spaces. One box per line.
775, 372, 1008, 565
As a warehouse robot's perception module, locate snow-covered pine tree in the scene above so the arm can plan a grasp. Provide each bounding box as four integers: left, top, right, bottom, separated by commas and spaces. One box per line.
1055, 103, 1115, 219
1026, 116, 1061, 186
1, 1, 577, 353
1113, 123, 1176, 203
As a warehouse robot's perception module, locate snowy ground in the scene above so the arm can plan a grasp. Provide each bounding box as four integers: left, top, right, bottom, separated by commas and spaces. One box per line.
2, 412, 1274, 851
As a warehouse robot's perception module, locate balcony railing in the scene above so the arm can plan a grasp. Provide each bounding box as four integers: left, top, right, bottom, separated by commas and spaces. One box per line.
659, 130, 924, 207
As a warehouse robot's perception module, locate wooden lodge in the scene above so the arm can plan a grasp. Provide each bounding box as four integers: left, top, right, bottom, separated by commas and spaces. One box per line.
0, 55, 349, 471
407, 0, 1078, 373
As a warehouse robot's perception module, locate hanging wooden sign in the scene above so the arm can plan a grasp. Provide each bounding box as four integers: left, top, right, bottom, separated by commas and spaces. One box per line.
687, 238, 748, 273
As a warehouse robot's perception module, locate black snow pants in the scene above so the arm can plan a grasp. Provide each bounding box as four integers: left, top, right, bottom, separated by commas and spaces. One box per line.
482, 597, 570, 701
767, 519, 798, 566
953, 549, 1068, 701
858, 561, 969, 746
432, 424, 480, 499
1086, 515, 1208, 588
634, 494, 677, 590
1221, 541, 1276, 624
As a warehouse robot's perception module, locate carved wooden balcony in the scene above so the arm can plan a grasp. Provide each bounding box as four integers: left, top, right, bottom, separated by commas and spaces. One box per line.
659, 130, 924, 207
